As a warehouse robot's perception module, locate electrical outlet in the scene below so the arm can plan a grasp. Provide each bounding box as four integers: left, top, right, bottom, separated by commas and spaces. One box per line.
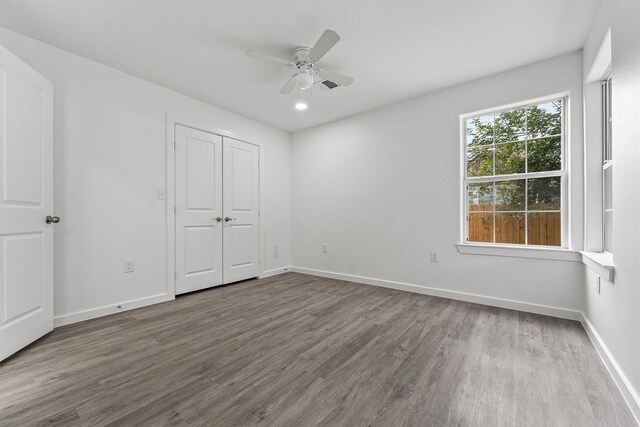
430, 250, 439, 263
124, 259, 135, 273
273, 243, 279, 259
322, 243, 328, 254
596, 274, 601, 294
157, 188, 166, 200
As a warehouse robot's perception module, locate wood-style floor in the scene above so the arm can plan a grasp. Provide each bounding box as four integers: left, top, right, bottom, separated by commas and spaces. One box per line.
0, 272, 635, 426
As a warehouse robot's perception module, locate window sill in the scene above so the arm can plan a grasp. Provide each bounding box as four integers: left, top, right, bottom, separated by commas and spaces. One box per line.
579, 251, 614, 282
456, 243, 581, 262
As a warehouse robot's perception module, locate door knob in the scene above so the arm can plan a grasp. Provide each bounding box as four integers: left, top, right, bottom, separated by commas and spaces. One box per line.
224, 217, 235, 222
213, 217, 223, 222
45, 216, 61, 224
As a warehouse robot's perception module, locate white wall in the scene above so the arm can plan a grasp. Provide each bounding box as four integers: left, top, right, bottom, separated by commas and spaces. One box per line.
292, 52, 585, 314
581, 0, 640, 416
0, 27, 292, 323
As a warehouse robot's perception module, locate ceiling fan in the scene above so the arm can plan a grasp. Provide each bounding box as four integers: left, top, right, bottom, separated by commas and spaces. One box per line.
246, 29, 354, 97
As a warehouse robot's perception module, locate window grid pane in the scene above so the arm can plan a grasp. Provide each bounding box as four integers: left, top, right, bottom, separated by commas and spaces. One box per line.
468, 212, 494, 243
495, 213, 525, 244
603, 77, 612, 163
465, 97, 565, 247
604, 210, 613, 252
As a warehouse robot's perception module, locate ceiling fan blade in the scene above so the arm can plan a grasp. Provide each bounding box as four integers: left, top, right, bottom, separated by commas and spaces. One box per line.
308, 29, 340, 62
317, 69, 354, 87
279, 74, 298, 94
246, 50, 293, 67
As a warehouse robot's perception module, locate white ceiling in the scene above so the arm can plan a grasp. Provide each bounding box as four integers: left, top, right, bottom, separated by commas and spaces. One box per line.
0, 0, 600, 132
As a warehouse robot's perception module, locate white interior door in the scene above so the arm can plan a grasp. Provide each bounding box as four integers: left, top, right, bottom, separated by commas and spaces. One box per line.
223, 138, 260, 284
175, 125, 223, 295
0, 44, 54, 361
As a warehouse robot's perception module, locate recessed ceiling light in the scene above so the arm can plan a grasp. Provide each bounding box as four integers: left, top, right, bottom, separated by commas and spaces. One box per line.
295, 101, 308, 111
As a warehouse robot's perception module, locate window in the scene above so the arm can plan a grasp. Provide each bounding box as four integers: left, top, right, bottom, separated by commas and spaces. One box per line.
463, 97, 566, 247
602, 73, 613, 253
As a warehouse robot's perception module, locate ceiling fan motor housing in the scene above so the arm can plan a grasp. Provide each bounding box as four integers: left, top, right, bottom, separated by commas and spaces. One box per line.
294, 47, 312, 65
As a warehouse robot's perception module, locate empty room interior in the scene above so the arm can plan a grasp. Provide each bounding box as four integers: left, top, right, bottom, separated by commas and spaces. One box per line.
0, 0, 639, 425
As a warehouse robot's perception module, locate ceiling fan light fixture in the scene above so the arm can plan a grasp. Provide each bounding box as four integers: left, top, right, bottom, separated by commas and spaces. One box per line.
295, 71, 313, 90
295, 86, 310, 111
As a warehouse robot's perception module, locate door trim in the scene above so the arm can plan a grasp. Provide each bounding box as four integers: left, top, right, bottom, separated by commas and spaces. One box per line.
165, 115, 262, 296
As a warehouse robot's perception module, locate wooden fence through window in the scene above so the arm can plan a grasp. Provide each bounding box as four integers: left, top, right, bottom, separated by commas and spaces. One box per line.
468, 205, 561, 246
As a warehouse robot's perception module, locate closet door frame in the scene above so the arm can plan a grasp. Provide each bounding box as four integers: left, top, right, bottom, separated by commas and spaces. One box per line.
166, 115, 262, 296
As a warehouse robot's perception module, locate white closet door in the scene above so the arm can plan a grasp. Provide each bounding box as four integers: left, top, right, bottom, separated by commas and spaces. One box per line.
175, 125, 223, 294
222, 138, 260, 284
0, 44, 54, 361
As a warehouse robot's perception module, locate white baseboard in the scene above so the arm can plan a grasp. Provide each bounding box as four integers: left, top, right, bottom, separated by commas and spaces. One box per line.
54, 293, 174, 327
290, 266, 581, 321
259, 267, 291, 279
53, 268, 293, 327
580, 314, 640, 424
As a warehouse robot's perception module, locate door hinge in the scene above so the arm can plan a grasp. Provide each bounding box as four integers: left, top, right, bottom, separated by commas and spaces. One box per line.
174, 206, 178, 215
173, 139, 176, 150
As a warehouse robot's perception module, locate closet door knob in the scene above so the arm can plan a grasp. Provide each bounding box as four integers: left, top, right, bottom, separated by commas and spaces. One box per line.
45, 216, 61, 224
224, 217, 235, 222
213, 217, 223, 222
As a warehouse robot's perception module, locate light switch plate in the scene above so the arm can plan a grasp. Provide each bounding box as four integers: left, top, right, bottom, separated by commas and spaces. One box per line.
124, 259, 135, 273
157, 188, 166, 200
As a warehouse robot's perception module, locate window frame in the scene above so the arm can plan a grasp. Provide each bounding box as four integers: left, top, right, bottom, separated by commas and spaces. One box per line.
601, 70, 613, 254
460, 95, 569, 249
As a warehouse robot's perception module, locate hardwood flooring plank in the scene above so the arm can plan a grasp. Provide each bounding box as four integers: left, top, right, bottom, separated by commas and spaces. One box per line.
0, 273, 634, 426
